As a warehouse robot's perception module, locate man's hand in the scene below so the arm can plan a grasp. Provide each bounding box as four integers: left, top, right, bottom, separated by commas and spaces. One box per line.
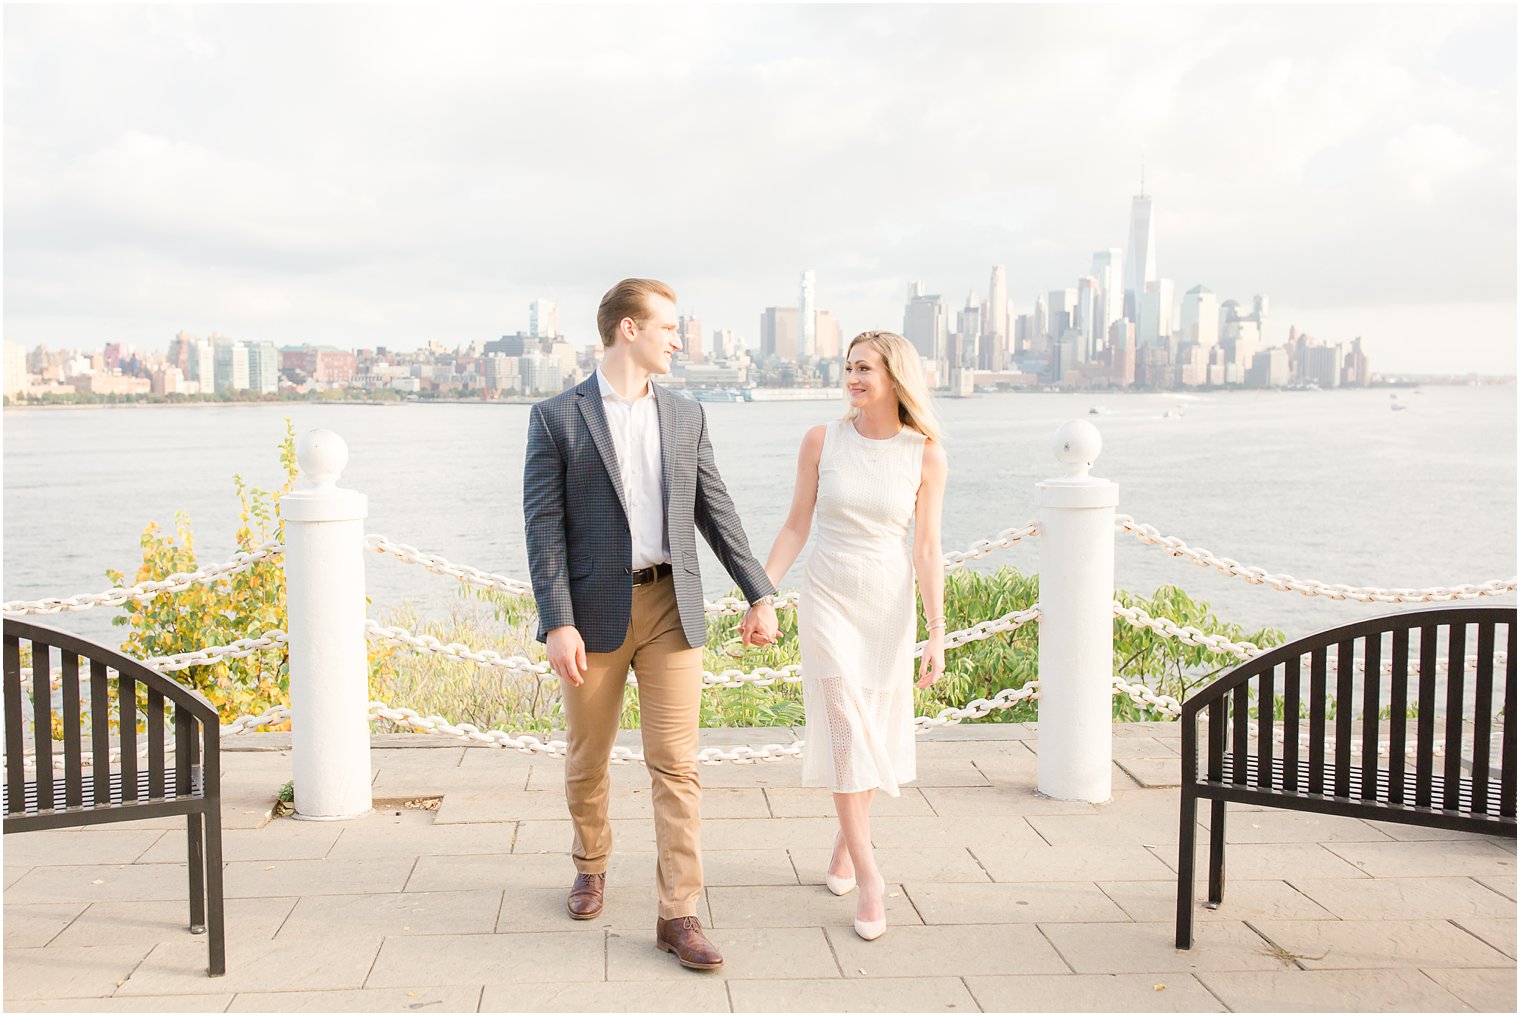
739, 602, 779, 647
546, 625, 588, 686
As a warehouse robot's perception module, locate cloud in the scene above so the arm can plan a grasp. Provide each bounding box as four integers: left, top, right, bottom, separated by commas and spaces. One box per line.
3, 4, 1514, 372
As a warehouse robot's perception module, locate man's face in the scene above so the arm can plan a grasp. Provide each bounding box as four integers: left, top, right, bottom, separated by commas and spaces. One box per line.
625, 294, 681, 374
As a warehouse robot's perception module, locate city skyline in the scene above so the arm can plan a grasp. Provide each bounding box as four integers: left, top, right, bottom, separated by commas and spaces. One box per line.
4, 5, 1515, 375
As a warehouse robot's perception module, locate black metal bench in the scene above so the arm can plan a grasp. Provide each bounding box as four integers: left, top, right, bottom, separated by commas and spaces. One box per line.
1176, 605, 1516, 948
3, 617, 225, 976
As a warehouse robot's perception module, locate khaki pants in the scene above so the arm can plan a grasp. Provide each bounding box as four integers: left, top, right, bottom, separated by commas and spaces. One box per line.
562, 574, 704, 919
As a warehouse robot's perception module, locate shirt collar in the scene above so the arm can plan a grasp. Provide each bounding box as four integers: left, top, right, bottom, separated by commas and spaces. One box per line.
595, 367, 652, 405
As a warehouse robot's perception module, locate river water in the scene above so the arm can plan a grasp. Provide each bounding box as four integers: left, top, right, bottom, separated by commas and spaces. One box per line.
3, 386, 1515, 649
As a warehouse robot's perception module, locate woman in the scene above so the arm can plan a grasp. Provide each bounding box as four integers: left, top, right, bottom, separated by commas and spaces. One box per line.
759, 329, 947, 941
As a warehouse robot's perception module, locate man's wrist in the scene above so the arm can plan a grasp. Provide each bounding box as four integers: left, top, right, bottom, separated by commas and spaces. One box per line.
750, 594, 776, 608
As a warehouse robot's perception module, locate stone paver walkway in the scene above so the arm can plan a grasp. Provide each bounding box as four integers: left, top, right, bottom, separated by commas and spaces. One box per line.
4, 723, 1515, 1012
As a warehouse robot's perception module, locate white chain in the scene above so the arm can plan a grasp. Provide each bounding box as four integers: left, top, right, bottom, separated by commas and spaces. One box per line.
364, 535, 535, 597
1116, 516, 1517, 603
942, 521, 1040, 569
362, 522, 1041, 618
146, 630, 289, 673
1112, 602, 1263, 660
2, 540, 284, 616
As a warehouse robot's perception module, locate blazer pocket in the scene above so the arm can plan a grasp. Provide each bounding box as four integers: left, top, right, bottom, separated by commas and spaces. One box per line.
570, 555, 594, 579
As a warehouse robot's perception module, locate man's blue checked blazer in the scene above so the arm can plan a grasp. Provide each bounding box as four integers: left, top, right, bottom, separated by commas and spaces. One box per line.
523, 374, 776, 654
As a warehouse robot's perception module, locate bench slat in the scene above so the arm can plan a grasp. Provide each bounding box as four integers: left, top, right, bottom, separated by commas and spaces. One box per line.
1360, 633, 1382, 801
1282, 655, 1300, 793
61, 652, 83, 808
1334, 639, 1354, 798
1415, 624, 1438, 808
119, 672, 138, 802
32, 643, 53, 811
1443, 624, 1467, 810
1308, 647, 1327, 795
90, 659, 111, 806
1502, 622, 1516, 820
4, 634, 24, 817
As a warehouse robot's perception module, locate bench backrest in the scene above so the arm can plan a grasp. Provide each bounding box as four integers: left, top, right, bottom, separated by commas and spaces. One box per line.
1181, 606, 1515, 824
2, 617, 221, 817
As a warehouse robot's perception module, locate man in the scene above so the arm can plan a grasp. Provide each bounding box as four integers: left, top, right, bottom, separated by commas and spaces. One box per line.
523, 278, 780, 970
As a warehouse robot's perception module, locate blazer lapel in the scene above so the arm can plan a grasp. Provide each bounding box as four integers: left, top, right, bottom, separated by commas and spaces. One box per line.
575, 377, 631, 521
652, 382, 677, 516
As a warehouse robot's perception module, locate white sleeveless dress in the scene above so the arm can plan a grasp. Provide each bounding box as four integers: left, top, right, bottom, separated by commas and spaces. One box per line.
798, 419, 927, 796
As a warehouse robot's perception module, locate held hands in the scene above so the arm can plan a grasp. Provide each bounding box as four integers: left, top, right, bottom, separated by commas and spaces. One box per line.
546, 626, 588, 686
739, 602, 780, 648
917, 628, 946, 689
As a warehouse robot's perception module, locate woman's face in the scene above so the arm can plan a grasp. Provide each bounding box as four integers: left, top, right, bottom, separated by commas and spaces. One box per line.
844, 342, 895, 413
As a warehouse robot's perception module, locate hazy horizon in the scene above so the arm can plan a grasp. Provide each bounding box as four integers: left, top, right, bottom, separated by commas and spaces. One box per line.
5, 4, 1516, 375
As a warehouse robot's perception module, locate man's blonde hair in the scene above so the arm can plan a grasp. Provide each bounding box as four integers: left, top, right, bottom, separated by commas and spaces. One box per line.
843, 330, 944, 443
597, 278, 677, 347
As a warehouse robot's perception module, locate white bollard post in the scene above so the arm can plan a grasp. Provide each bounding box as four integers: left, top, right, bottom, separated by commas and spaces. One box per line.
1037, 420, 1120, 803
280, 430, 373, 820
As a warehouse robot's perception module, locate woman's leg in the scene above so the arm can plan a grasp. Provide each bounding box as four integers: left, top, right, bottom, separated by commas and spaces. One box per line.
834, 789, 884, 922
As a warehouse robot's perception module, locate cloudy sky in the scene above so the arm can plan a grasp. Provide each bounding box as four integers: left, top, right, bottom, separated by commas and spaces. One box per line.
5, 4, 1515, 374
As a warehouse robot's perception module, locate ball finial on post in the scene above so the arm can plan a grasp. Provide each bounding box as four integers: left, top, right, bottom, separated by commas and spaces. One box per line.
296, 430, 349, 492
1052, 420, 1102, 479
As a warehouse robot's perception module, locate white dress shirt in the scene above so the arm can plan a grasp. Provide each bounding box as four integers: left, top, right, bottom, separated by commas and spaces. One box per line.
595, 368, 669, 570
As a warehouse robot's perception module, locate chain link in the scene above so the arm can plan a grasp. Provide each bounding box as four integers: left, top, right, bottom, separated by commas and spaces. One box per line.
1112, 602, 1263, 660
2, 540, 284, 616
146, 630, 288, 673
1116, 515, 1517, 603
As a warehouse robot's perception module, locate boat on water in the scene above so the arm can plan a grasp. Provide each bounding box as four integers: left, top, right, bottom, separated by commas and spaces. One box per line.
690, 388, 745, 403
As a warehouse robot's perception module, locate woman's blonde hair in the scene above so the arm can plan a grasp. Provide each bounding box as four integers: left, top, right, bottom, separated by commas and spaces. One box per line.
843, 330, 943, 443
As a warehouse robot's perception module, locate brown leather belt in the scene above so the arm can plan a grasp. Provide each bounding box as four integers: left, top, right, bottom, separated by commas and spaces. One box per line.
628, 562, 673, 586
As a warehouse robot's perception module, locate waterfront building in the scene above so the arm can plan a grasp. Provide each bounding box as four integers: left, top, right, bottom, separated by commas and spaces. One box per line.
247, 341, 280, 394
1343, 336, 1370, 386
1181, 285, 1219, 349
709, 328, 736, 360
1047, 288, 1077, 345
760, 307, 799, 363
1124, 190, 1157, 321
799, 269, 816, 360
1091, 249, 1123, 336
529, 299, 558, 339
518, 351, 561, 394
485, 334, 527, 357
1137, 279, 1175, 349
3, 340, 27, 397
481, 353, 520, 394
903, 291, 947, 365
1108, 319, 1136, 387
987, 265, 1010, 370
958, 293, 982, 366
1075, 276, 1099, 359
1253, 293, 1270, 346
679, 315, 704, 364
814, 310, 842, 360
150, 365, 188, 395
1301, 343, 1344, 388
1247, 347, 1290, 387
213, 340, 250, 393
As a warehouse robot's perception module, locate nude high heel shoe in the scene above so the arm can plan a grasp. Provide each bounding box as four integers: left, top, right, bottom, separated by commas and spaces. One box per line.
853, 875, 887, 941
825, 831, 856, 896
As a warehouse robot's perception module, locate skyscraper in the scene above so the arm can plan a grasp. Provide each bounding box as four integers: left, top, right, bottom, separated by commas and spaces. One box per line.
1075, 276, 1099, 359
1091, 249, 1123, 335
815, 310, 842, 360
987, 265, 1009, 368
679, 315, 703, 364
1181, 286, 1219, 348
529, 299, 558, 339
760, 307, 799, 362
1137, 279, 1175, 349
799, 269, 816, 360
1124, 187, 1157, 322
903, 292, 947, 363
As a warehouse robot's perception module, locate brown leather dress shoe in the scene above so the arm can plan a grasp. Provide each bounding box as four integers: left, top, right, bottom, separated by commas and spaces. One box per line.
566, 872, 605, 920
656, 915, 724, 970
